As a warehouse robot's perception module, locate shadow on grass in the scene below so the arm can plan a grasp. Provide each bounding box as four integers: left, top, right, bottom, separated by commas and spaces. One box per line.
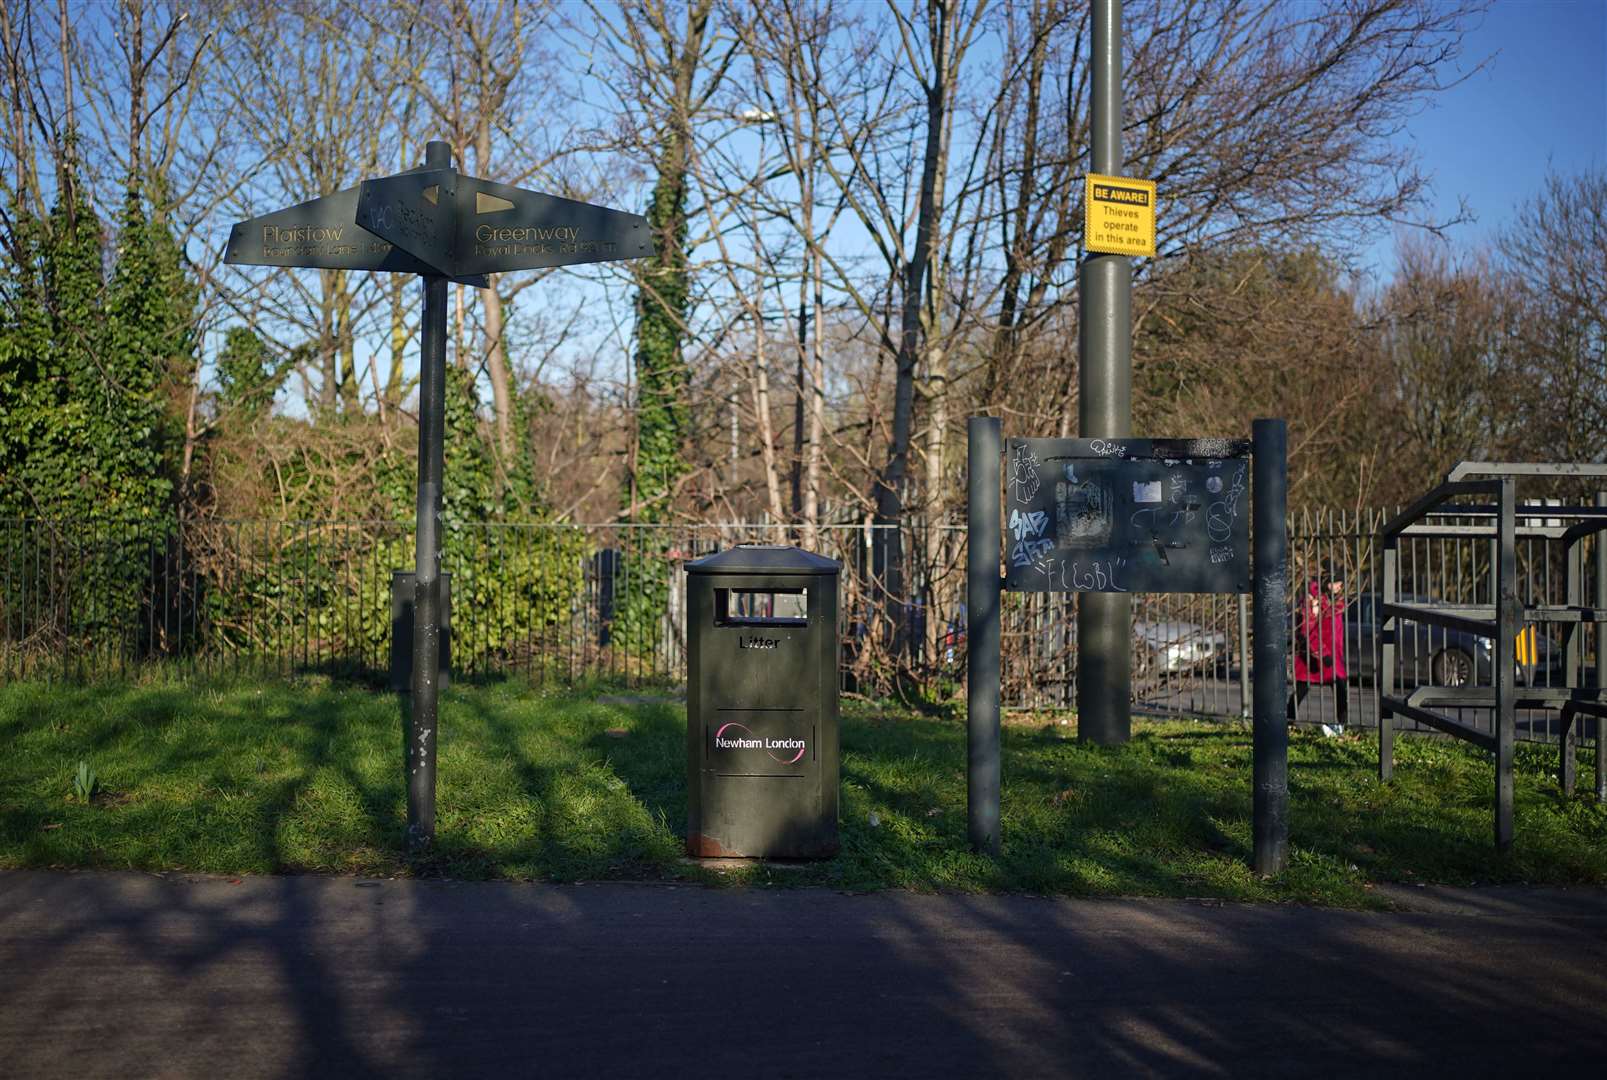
5, 678, 1603, 899
428, 689, 684, 881
0, 678, 407, 876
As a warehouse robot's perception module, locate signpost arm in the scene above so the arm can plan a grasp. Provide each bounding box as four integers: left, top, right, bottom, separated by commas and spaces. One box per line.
1251, 418, 1289, 875
967, 417, 1003, 855
408, 140, 452, 849
1077, 0, 1133, 745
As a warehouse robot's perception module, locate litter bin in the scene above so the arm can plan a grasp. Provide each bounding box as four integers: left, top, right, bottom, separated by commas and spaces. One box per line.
685, 545, 840, 858
390, 570, 451, 692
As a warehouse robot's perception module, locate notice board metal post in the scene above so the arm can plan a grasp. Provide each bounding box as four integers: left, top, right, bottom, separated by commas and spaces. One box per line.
1250, 418, 1288, 875
967, 417, 1003, 855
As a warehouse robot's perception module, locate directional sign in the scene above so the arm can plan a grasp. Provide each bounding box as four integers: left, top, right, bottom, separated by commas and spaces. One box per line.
355, 170, 652, 278
450, 175, 653, 275
224, 185, 487, 287
1004, 437, 1249, 593
353, 168, 457, 276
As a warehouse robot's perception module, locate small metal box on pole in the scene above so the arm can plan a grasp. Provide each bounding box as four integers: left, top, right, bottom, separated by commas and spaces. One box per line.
684, 545, 841, 859
389, 571, 451, 692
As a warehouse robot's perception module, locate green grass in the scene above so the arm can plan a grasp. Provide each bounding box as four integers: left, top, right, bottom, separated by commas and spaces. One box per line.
1, 674, 1603, 907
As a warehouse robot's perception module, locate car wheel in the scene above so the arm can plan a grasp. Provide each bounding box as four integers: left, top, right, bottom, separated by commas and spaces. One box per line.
1432, 647, 1473, 687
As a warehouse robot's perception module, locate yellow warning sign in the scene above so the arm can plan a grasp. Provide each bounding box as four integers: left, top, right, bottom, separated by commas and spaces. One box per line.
1085, 173, 1156, 257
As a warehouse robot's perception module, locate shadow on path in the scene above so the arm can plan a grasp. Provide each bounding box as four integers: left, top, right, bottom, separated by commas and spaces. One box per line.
1, 870, 1604, 1078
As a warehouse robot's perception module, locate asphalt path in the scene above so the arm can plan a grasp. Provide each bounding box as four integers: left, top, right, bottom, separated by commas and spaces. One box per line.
3, 870, 1605, 1078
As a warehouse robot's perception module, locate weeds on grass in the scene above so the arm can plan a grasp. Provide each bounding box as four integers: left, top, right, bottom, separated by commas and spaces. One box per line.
71, 760, 98, 804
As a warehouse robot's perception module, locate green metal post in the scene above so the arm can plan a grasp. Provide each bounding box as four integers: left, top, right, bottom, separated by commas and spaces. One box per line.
1380, 542, 1398, 781
1237, 593, 1250, 719
1563, 536, 1581, 795
408, 140, 451, 849
1076, 0, 1133, 745
1251, 419, 1289, 875
967, 417, 1002, 854
1494, 478, 1517, 849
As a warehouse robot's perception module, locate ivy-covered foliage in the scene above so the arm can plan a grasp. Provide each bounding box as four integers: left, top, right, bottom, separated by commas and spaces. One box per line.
0, 201, 52, 520
0, 156, 585, 677
632, 146, 693, 520
214, 326, 284, 422
187, 362, 586, 677
616, 132, 696, 653
0, 163, 184, 526
0, 159, 192, 650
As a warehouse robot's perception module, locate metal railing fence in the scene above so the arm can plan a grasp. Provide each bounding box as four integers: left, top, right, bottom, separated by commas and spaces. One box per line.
3, 512, 1601, 745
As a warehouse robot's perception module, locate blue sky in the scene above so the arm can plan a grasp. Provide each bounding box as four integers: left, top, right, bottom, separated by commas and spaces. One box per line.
1367, 0, 1607, 276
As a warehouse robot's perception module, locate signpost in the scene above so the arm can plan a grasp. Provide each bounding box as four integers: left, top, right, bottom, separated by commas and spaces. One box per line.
360, 171, 652, 278
226, 177, 486, 285
225, 140, 652, 847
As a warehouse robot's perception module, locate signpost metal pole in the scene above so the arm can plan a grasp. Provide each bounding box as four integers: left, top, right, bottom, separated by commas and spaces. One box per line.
1077, 0, 1133, 744
1251, 418, 1288, 875
967, 417, 1002, 855
408, 140, 452, 849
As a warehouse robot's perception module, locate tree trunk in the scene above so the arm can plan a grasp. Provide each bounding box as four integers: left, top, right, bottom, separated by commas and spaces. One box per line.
475, 113, 515, 463
318, 270, 337, 413
627, 0, 715, 523
752, 312, 786, 523
983, 0, 1053, 410
791, 278, 805, 522
335, 269, 357, 411
125, 0, 144, 182
920, 332, 949, 669
386, 275, 408, 412
801, 245, 825, 552
876, 0, 958, 665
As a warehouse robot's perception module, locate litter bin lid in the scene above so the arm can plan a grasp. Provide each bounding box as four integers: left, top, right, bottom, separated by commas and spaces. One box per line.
685, 544, 841, 576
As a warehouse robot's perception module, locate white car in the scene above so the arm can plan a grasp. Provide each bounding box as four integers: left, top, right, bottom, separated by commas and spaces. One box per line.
1134, 620, 1227, 676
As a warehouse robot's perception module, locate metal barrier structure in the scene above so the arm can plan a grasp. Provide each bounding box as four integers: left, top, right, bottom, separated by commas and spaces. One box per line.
1378, 464, 1607, 849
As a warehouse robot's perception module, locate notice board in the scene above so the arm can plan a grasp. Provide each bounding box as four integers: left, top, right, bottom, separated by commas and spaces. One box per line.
1003, 437, 1251, 593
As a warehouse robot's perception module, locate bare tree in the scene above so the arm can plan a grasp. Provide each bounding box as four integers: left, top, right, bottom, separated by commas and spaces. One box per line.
1500, 169, 1607, 467
366, 0, 581, 476
1372, 236, 1516, 496
207, 0, 400, 417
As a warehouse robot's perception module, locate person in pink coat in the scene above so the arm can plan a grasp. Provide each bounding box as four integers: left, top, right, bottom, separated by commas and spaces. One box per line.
1288, 570, 1348, 735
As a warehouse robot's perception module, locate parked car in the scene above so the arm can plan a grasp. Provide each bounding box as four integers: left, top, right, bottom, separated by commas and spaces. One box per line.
1344, 593, 1562, 688
1133, 620, 1227, 676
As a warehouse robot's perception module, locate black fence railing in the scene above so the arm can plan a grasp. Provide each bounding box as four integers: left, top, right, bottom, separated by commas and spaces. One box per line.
3, 513, 1602, 745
